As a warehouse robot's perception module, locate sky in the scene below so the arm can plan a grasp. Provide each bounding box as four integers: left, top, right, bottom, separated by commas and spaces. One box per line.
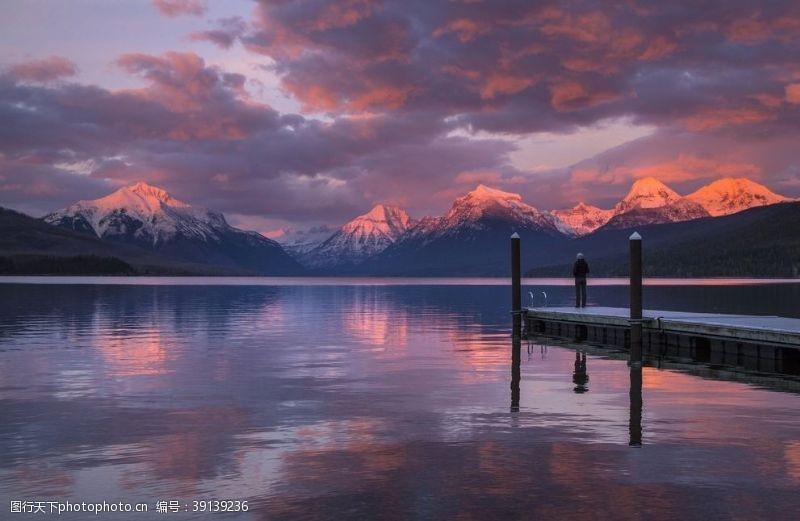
1, 0, 799, 237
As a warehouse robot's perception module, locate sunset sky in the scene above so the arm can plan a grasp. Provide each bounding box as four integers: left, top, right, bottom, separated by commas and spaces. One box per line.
1, 0, 799, 237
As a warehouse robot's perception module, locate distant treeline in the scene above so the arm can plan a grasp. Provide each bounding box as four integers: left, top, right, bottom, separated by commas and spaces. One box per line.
0, 255, 135, 275
528, 244, 800, 278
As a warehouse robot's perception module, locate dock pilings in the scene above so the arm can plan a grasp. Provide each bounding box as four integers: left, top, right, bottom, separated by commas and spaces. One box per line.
629, 232, 643, 366
511, 232, 521, 338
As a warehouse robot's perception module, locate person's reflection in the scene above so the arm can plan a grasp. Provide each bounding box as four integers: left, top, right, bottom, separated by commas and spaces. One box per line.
629, 366, 643, 447
572, 351, 589, 393
511, 334, 521, 411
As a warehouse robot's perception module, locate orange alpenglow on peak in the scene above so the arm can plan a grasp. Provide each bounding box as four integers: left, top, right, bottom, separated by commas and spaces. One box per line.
686, 177, 790, 216
467, 184, 523, 201
341, 204, 411, 235
614, 177, 681, 213
125, 181, 181, 205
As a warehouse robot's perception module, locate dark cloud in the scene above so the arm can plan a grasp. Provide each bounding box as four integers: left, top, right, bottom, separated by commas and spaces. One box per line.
2, 1, 800, 226
0, 51, 512, 221
242, 0, 800, 135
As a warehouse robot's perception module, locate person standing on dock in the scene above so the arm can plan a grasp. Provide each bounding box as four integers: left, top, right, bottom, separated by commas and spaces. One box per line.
573, 253, 589, 308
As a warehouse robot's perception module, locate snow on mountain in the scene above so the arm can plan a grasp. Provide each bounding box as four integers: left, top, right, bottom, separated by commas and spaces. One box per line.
44, 182, 302, 274
686, 177, 791, 216
370, 185, 569, 276
602, 198, 710, 230
597, 177, 710, 229
440, 184, 561, 233
303, 204, 412, 268
613, 177, 682, 214
44, 181, 229, 244
388, 184, 564, 254
552, 203, 614, 236
278, 225, 336, 257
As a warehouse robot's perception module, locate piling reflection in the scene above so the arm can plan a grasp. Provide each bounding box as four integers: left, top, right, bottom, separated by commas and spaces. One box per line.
629, 367, 643, 447
510, 334, 521, 411
572, 351, 589, 394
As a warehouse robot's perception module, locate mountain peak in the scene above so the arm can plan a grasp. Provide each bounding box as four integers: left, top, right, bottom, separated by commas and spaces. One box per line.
304, 203, 412, 268
627, 176, 679, 198
360, 203, 410, 225
439, 183, 564, 235
345, 204, 410, 232
468, 184, 522, 202
615, 177, 681, 213
687, 177, 790, 216
120, 181, 188, 208
44, 181, 219, 244
631, 176, 669, 188
552, 202, 614, 236
126, 181, 176, 203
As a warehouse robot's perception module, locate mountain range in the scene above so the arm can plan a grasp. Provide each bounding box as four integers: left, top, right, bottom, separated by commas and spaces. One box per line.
284, 176, 793, 274
0, 177, 795, 276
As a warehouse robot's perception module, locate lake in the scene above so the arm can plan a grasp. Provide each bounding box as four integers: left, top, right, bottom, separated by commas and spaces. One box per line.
1, 278, 799, 520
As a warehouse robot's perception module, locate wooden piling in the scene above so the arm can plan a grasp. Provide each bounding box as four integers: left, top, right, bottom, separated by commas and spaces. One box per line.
511, 232, 521, 337
629, 232, 643, 365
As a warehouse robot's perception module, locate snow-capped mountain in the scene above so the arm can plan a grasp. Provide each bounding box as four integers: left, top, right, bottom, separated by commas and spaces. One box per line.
45, 182, 226, 244
686, 178, 791, 216
552, 203, 614, 236
302, 204, 412, 268
444, 185, 560, 230
44, 182, 303, 275
601, 177, 709, 230
553, 177, 711, 234
406, 185, 562, 243
371, 185, 567, 275
613, 177, 682, 213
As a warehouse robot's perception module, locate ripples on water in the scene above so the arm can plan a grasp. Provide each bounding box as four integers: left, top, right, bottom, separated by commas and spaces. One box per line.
1, 281, 799, 520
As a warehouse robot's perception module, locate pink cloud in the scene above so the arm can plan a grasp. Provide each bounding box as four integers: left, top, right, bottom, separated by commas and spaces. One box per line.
726, 9, 800, 43
539, 11, 612, 44
680, 107, 774, 131
785, 83, 800, 104
8, 56, 78, 82
433, 18, 492, 43
305, 0, 377, 32
348, 85, 415, 111
549, 81, 618, 111
480, 73, 536, 99
152, 0, 205, 18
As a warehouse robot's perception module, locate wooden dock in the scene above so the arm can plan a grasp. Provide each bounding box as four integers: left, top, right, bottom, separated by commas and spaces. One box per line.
523, 306, 800, 374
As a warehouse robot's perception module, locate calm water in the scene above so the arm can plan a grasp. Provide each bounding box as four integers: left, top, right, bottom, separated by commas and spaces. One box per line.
1, 279, 799, 520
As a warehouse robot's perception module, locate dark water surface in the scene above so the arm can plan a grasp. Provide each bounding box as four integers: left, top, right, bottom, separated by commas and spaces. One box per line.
1, 279, 799, 520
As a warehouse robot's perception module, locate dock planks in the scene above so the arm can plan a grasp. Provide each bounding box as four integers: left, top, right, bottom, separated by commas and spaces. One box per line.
524, 306, 800, 347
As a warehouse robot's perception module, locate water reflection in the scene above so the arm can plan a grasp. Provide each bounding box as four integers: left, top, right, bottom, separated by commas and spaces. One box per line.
629, 367, 643, 448
572, 352, 589, 394
0, 283, 799, 520
510, 335, 520, 411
